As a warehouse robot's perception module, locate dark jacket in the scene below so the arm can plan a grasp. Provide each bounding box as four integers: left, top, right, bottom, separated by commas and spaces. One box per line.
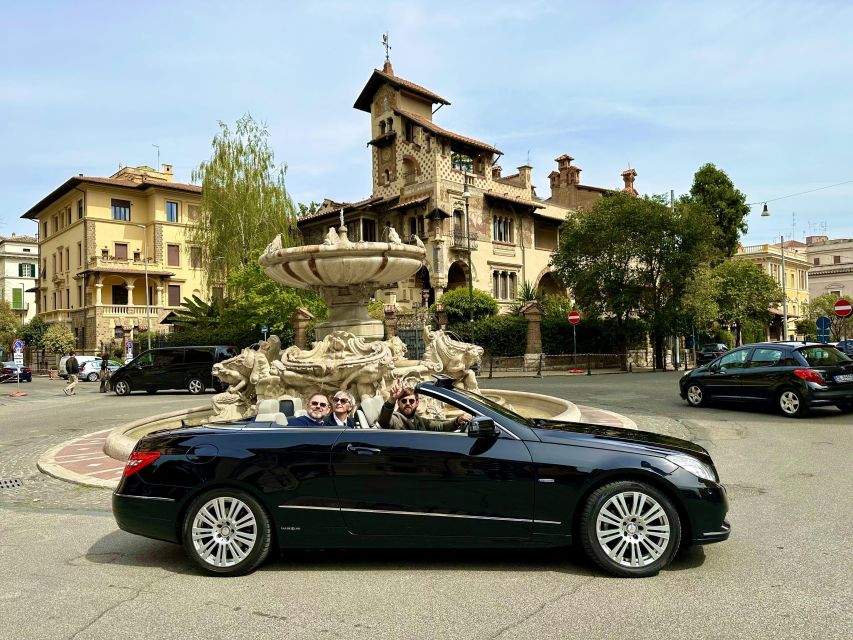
287, 415, 327, 427
66, 357, 79, 374
324, 414, 356, 428
377, 402, 458, 432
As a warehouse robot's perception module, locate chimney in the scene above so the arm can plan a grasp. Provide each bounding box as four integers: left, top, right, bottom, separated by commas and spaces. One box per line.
517, 165, 532, 193
162, 164, 174, 182
555, 154, 580, 186
492, 165, 502, 180
382, 60, 394, 75
805, 235, 828, 245
621, 168, 638, 195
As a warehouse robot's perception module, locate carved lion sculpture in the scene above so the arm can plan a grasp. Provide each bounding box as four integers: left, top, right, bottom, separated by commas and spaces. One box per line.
423, 326, 484, 392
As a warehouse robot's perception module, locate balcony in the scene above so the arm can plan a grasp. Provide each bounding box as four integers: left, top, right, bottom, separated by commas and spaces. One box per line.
448, 233, 479, 251
101, 305, 164, 317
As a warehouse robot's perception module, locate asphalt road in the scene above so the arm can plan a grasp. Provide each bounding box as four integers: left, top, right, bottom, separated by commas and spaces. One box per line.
1, 373, 851, 639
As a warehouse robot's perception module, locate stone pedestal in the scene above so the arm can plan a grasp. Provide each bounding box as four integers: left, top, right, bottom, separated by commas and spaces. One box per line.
435, 303, 448, 330
292, 307, 315, 349
383, 305, 397, 339
520, 301, 543, 354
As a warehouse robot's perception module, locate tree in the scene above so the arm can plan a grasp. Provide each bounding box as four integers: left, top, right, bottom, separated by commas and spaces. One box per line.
188, 114, 299, 281
41, 324, 75, 357
713, 260, 783, 345
804, 293, 849, 341
434, 288, 498, 324
686, 163, 750, 259
170, 295, 223, 330
297, 201, 322, 218
0, 300, 19, 353
509, 280, 538, 315
20, 316, 48, 349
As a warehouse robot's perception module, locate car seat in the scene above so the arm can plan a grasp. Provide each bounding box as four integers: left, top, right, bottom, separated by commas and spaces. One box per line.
255, 399, 289, 426
356, 395, 385, 429
278, 398, 304, 417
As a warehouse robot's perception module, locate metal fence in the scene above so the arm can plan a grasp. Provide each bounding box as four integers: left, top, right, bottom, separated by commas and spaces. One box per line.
485, 353, 627, 377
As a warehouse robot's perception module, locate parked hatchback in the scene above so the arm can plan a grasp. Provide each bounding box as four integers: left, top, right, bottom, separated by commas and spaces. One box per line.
696, 343, 730, 366
79, 358, 124, 382
680, 342, 853, 417
1, 362, 32, 383
111, 346, 237, 396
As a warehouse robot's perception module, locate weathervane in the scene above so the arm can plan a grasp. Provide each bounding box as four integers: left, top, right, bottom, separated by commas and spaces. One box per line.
381, 32, 391, 64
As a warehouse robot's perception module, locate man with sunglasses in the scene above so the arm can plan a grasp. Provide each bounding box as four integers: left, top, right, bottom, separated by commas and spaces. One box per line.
377, 379, 472, 431
324, 391, 357, 428
288, 393, 331, 427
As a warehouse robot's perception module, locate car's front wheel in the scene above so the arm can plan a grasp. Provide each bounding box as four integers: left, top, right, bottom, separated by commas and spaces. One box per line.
182, 489, 272, 576
187, 377, 205, 395
580, 481, 681, 578
87, 372, 99, 382
685, 383, 705, 407
778, 388, 808, 418
114, 379, 131, 396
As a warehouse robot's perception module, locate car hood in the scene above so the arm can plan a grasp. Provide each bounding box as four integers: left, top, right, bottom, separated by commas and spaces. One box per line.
531, 420, 712, 463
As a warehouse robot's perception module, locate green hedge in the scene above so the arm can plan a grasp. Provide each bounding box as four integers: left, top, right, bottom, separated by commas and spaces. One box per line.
448, 315, 527, 357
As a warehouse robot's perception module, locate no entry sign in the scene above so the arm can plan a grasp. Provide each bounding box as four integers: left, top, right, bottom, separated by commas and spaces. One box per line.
567, 311, 581, 325
834, 298, 852, 318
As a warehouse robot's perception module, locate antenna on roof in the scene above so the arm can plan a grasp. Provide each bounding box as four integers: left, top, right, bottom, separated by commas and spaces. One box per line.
152, 144, 160, 170
381, 32, 391, 64
526, 149, 531, 165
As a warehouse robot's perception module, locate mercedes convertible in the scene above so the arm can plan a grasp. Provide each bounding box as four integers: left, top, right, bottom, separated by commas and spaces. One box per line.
113, 378, 730, 578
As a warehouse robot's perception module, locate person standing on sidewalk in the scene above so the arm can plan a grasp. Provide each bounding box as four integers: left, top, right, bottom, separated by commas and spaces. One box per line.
64, 352, 80, 396
98, 350, 111, 393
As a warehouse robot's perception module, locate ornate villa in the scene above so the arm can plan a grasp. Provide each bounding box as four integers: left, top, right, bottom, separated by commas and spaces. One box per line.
21, 165, 220, 351
296, 59, 640, 311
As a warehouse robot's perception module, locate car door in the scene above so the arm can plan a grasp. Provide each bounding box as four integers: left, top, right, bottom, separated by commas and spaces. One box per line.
703, 347, 751, 399
149, 350, 184, 389
331, 424, 535, 539
739, 347, 788, 400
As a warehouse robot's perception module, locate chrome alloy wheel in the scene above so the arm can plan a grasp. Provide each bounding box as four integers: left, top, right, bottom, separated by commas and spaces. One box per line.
686, 384, 703, 406
779, 390, 801, 415
191, 496, 258, 568
188, 378, 204, 394
595, 491, 671, 568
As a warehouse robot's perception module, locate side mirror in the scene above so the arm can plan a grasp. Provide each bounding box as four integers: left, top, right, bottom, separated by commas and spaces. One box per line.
467, 416, 497, 438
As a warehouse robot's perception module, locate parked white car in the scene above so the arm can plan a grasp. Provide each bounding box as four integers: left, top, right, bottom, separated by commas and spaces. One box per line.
79, 358, 124, 382
58, 355, 97, 379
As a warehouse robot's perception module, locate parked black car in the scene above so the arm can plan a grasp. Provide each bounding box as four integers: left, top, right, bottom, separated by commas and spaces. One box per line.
1, 362, 32, 383
680, 342, 853, 417
696, 343, 730, 366
111, 346, 236, 396
835, 340, 853, 357
113, 378, 730, 578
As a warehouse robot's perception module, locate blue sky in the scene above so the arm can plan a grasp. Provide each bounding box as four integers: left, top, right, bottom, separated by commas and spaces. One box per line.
2, 0, 852, 244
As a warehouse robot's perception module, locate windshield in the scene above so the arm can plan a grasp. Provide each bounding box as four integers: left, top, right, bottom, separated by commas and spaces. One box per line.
797, 346, 852, 366
451, 388, 532, 425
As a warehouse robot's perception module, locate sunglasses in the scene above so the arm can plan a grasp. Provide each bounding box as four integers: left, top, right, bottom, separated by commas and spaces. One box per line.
333, 397, 350, 404
398, 397, 417, 406
310, 401, 329, 408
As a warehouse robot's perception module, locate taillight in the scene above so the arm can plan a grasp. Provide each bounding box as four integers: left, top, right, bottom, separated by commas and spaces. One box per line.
122, 451, 161, 478
794, 369, 825, 384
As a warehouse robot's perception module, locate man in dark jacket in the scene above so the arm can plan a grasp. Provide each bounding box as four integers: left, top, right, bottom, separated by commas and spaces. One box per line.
377, 379, 471, 431
288, 393, 331, 427
63, 352, 79, 396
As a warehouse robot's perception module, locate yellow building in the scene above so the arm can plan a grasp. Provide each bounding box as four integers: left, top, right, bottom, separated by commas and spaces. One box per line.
735, 241, 810, 340
21, 165, 219, 352
297, 60, 637, 312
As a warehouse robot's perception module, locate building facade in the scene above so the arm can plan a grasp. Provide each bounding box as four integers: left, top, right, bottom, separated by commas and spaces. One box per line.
0, 234, 39, 323
805, 235, 853, 301
296, 61, 638, 311
21, 165, 219, 352
735, 241, 811, 340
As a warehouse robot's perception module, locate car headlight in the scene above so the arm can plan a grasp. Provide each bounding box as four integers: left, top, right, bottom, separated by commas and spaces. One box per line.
667, 453, 716, 481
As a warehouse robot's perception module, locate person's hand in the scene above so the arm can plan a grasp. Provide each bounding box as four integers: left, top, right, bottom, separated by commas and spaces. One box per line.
456, 412, 473, 425
389, 379, 404, 401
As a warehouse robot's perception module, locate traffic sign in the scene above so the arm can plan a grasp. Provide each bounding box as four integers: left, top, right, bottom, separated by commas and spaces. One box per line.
125, 341, 133, 351
261, 325, 269, 333
834, 298, 852, 318
816, 316, 831, 331
13, 339, 24, 352
567, 311, 581, 325
13, 353, 23, 364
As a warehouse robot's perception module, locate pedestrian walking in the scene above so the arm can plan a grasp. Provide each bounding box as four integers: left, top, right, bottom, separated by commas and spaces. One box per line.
63, 351, 80, 396
98, 351, 111, 393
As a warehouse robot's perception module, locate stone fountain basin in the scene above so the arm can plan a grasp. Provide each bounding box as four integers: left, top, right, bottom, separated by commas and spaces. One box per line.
103, 390, 582, 462
260, 242, 426, 289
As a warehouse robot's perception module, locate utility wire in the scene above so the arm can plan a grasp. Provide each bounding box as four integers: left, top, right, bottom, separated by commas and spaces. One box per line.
747, 179, 853, 206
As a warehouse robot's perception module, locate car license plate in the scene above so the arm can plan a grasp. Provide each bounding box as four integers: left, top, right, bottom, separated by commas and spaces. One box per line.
835, 374, 853, 383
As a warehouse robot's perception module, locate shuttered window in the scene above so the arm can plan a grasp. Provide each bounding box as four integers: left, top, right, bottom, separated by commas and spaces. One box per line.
168, 285, 181, 306
167, 244, 180, 266
12, 287, 23, 309
115, 243, 128, 260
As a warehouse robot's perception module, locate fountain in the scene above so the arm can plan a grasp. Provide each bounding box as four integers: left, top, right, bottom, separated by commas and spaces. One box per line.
104, 223, 583, 461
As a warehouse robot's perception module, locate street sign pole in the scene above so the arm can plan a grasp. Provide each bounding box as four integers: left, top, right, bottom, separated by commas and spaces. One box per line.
573, 324, 577, 355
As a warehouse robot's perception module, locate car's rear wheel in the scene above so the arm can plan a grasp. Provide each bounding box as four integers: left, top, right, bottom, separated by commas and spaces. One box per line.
778, 388, 808, 418
114, 379, 131, 396
87, 372, 99, 382
685, 383, 705, 407
580, 481, 681, 578
187, 377, 205, 395
835, 401, 853, 414
182, 489, 271, 576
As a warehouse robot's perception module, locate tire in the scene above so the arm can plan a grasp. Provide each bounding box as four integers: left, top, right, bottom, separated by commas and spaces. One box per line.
685, 383, 705, 407
114, 379, 131, 396
182, 488, 272, 576
87, 372, 99, 382
187, 377, 205, 395
579, 480, 681, 578
778, 388, 808, 418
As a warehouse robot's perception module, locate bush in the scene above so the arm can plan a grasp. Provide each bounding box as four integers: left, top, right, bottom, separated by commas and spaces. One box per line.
449, 315, 527, 357
434, 288, 498, 324
542, 317, 647, 354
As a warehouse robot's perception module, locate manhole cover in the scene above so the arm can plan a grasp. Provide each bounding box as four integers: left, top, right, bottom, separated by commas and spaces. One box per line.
0, 479, 23, 489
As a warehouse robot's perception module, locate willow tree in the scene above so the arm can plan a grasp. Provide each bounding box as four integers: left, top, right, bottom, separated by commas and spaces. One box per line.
188, 114, 298, 280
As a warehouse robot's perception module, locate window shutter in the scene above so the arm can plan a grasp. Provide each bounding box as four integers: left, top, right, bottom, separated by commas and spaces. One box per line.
12, 287, 23, 310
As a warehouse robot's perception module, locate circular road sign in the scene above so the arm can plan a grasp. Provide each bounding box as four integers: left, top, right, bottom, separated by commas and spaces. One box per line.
567, 311, 581, 325
834, 298, 852, 318
816, 316, 831, 331
125, 341, 133, 350
13, 339, 24, 351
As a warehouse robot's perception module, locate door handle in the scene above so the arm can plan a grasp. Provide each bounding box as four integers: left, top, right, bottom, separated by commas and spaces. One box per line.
347, 444, 381, 455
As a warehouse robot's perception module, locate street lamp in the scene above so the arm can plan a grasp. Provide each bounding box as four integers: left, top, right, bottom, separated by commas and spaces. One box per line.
761, 204, 789, 340
133, 224, 152, 352
462, 173, 474, 332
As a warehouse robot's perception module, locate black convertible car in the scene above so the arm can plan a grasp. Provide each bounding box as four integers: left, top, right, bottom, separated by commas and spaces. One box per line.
113, 378, 730, 578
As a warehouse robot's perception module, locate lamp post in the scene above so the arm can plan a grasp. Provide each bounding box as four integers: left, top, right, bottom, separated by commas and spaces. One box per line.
760, 204, 789, 340
133, 224, 152, 352
462, 173, 474, 332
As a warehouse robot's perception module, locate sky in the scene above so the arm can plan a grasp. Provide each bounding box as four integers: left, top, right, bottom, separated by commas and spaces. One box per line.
2, 0, 852, 245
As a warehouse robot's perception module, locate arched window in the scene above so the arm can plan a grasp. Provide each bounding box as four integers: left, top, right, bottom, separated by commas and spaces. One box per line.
383, 169, 391, 184
379, 121, 386, 135
493, 271, 500, 298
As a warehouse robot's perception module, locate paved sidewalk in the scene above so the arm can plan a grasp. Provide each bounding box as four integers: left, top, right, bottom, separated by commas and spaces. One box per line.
37, 405, 636, 490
